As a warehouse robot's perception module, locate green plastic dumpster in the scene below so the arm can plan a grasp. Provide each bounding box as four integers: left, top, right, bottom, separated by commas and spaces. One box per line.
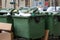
0, 9, 8, 23
53, 13, 60, 36
45, 12, 60, 36
0, 15, 7, 23
0, 8, 14, 23
45, 12, 54, 35
12, 14, 45, 39
39, 12, 54, 36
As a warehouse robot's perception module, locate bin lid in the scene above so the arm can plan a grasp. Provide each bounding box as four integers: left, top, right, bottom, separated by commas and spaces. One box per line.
0, 8, 14, 13
39, 11, 58, 15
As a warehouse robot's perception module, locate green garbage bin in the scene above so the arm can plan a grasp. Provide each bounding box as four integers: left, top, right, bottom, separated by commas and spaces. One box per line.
12, 14, 45, 39
53, 13, 60, 36
0, 8, 14, 23
0, 9, 8, 23
39, 12, 54, 36
0, 15, 7, 23
45, 12, 60, 36
45, 12, 54, 35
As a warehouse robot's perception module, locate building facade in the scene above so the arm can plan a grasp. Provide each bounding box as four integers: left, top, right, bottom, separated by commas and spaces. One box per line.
0, 0, 60, 8
0, 0, 25, 8
0, 0, 45, 8
0, 0, 2, 8
50, 0, 60, 6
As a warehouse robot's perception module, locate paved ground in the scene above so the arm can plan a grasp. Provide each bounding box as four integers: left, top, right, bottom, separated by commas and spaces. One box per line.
14, 35, 60, 40
14, 38, 26, 40
14, 37, 60, 40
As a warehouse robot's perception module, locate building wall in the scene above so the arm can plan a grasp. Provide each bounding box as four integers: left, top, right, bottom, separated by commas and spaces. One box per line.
19, 0, 25, 7
16, 0, 26, 9
2, 0, 12, 8
58, 0, 60, 6
1, 0, 45, 8
15, 0, 25, 9
2, 0, 25, 9
30, 0, 45, 7
0, 0, 2, 8
50, 0, 60, 6
1, 0, 60, 8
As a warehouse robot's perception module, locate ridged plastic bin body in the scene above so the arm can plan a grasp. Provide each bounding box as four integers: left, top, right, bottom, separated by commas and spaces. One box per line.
0, 15, 13, 23
12, 16, 45, 39
0, 9, 14, 23
53, 14, 60, 36
45, 13, 54, 35
45, 13, 60, 36
0, 15, 7, 23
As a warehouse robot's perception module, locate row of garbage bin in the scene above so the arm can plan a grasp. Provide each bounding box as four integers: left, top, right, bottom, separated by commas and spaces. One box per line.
0, 8, 60, 39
